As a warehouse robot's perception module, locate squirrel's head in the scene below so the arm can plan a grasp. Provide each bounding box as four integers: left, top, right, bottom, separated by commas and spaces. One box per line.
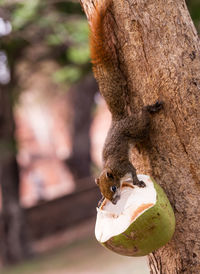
95, 168, 120, 204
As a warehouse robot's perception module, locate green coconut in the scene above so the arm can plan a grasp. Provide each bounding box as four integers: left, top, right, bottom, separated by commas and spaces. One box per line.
95, 175, 175, 256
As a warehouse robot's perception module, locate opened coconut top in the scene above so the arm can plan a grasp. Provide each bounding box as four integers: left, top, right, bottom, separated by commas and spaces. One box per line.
95, 175, 157, 242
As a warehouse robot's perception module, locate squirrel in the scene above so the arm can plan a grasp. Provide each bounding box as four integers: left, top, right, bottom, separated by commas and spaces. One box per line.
89, 0, 163, 205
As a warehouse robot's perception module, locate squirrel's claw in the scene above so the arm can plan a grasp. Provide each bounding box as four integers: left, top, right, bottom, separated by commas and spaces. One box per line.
98, 196, 105, 208
133, 180, 146, 188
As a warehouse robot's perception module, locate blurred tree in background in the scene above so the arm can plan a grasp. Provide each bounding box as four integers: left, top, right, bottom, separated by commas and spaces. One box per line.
0, 3, 30, 264
0, 0, 199, 266
0, 0, 97, 264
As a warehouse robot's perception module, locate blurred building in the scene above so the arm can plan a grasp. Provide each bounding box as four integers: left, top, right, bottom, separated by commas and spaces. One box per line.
0, 79, 110, 208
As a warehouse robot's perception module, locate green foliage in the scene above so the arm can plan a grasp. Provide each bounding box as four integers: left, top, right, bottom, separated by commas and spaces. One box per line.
65, 20, 89, 44
11, 0, 40, 30
1, 0, 90, 85
54, 1, 83, 15
46, 19, 89, 47
46, 18, 90, 83
3, 0, 199, 87
0, 0, 8, 5
68, 46, 90, 65
53, 66, 82, 84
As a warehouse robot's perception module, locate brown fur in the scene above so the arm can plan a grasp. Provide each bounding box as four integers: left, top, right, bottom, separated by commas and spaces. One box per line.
89, 0, 127, 120
90, 0, 162, 203
96, 110, 150, 202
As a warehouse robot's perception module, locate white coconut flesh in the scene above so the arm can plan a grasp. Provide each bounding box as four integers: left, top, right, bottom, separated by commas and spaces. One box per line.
95, 175, 157, 243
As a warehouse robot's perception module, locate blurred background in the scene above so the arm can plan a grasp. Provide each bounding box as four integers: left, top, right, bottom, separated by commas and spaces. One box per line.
0, 0, 199, 273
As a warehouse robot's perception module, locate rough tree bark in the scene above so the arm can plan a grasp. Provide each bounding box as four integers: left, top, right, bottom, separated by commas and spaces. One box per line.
81, 0, 200, 273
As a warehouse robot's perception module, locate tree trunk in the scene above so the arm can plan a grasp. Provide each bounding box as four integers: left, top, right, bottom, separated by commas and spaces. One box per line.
81, 0, 200, 273
0, 82, 30, 264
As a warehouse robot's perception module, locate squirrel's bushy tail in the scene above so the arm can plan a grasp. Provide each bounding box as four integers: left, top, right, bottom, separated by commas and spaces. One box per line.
90, 0, 113, 67
89, 0, 127, 120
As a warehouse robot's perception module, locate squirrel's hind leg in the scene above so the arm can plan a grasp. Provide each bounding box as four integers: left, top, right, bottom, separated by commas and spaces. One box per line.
118, 101, 164, 140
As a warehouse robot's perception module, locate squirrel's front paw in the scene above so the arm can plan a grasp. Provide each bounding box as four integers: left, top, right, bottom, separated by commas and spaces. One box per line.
146, 101, 163, 113
133, 180, 146, 188
138, 180, 146, 188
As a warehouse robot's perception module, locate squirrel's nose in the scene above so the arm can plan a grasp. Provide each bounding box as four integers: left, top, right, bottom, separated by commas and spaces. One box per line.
112, 195, 120, 205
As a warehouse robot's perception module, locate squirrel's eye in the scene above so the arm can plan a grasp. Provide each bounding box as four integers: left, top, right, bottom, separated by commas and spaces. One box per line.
110, 185, 117, 192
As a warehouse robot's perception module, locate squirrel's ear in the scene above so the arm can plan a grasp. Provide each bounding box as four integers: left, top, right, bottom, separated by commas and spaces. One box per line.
95, 178, 100, 185
106, 171, 114, 179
